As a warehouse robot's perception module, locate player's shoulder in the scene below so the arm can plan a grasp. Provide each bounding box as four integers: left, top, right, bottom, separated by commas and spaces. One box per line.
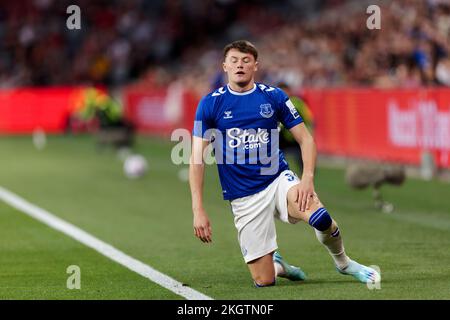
199, 86, 228, 107
205, 86, 228, 99
255, 82, 288, 102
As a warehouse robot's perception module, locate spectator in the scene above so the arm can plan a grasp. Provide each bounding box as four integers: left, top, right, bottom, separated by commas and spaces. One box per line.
1, 0, 450, 92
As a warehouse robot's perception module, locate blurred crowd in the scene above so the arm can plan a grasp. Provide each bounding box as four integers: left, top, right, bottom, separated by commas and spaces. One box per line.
181, 0, 450, 95
1, 0, 450, 94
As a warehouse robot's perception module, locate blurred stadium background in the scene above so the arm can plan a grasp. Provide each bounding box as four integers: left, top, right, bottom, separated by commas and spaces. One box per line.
0, 0, 449, 300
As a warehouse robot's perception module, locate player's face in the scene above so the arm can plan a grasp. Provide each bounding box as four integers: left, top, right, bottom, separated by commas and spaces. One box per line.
223, 49, 258, 88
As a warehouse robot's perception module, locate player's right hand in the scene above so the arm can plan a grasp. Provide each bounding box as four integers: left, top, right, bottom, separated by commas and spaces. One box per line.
193, 209, 212, 243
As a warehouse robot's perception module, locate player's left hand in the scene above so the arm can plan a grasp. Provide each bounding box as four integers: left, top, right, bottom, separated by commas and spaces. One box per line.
297, 176, 315, 212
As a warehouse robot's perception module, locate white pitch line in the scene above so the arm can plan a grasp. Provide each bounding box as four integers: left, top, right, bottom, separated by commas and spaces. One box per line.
0, 186, 212, 300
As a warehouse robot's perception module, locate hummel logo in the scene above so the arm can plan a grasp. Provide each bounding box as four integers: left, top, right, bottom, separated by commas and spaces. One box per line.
224, 111, 233, 119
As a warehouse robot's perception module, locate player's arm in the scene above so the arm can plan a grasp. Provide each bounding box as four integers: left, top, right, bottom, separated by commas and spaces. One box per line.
189, 136, 212, 243
289, 122, 317, 212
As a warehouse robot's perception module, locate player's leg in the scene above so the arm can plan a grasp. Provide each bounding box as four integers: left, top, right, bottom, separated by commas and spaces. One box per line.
241, 219, 302, 286
286, 189, 350, 269
230, 176, 304, 287
268, 172, 308, 282
230, 183, 280, 287
286, 183, 380, 284
247, 253, 276, 287
247, 251, 305, 286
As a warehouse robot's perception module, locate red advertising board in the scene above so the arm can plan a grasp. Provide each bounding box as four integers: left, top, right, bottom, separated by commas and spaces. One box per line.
123, 83, 198, 136
2, 85, 449, 169
302, 88, 450, 168
0, 87, 85, 134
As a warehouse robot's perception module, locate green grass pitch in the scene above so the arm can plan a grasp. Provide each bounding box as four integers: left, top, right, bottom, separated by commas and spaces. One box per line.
0, 135, 449, 299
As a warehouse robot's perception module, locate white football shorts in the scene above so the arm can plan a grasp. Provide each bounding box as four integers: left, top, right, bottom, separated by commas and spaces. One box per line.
230, 170, 301, 263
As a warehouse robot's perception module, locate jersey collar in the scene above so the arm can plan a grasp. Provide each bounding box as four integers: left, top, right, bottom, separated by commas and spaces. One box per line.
227, 83, 257, 96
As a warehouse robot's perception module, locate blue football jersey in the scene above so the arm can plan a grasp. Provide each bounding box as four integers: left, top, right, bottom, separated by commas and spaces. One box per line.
193, 83, 303, 200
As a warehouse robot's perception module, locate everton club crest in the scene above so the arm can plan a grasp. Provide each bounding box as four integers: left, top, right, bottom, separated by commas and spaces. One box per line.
259, 104, 274, 118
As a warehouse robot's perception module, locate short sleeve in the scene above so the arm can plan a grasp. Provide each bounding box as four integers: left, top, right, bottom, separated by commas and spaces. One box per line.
192, 96, 214, 139
276, 89, 304, 129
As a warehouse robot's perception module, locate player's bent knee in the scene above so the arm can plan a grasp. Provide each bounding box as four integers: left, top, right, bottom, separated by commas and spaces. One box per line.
308, 207, 332, 231
253, 277, 276, 288
251, 269, 276, 287
287, 191, 323, 222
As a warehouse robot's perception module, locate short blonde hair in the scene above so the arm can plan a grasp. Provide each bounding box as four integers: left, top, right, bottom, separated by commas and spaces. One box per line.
223, 40, 258, 61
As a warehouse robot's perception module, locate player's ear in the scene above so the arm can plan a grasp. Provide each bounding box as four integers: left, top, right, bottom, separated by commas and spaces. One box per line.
254, 61, 258, 72
222, 61, 227, 73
